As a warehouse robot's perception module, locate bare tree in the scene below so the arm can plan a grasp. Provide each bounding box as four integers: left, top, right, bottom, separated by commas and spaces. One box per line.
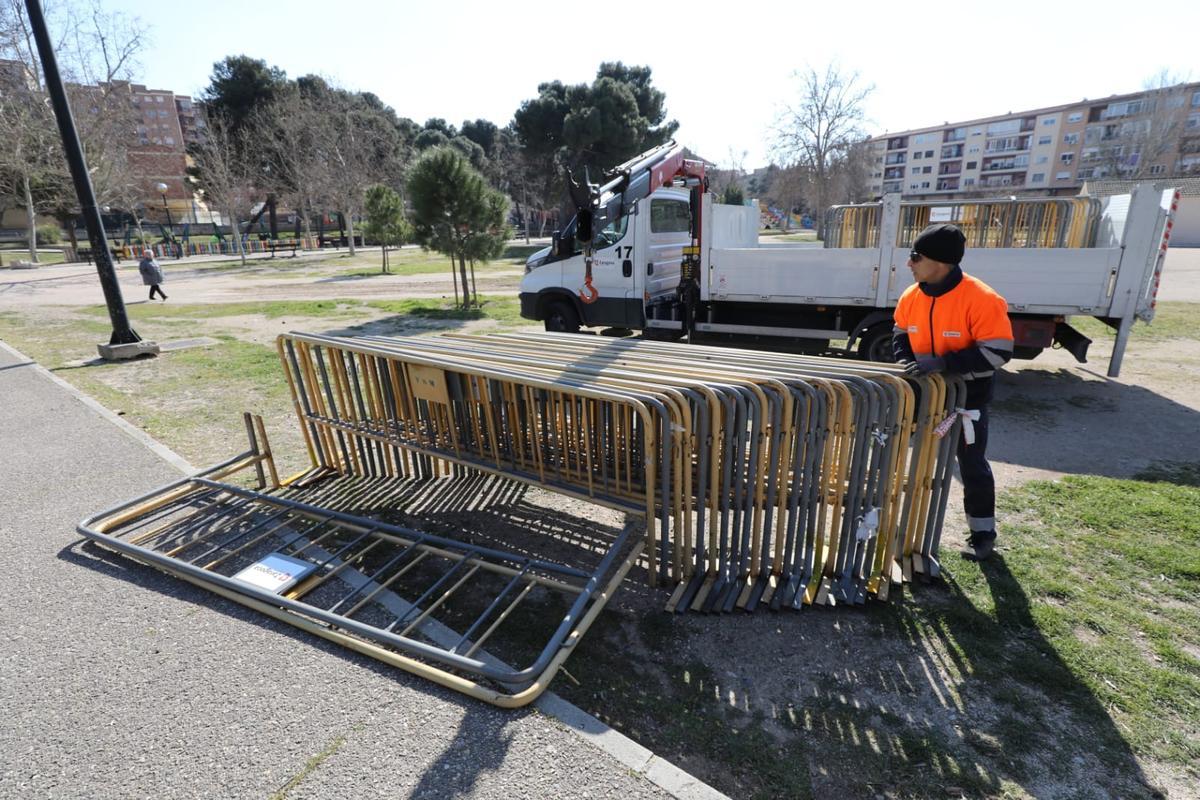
0, 0, 145, 261
192, 111, 258, 265
773, 63, 873, 239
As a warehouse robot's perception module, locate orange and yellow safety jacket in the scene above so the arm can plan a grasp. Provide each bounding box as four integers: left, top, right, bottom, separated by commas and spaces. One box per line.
893, 266, 1014, 406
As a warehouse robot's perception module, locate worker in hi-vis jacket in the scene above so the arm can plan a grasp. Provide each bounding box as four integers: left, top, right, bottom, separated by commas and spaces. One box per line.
893, 224, 1014, 561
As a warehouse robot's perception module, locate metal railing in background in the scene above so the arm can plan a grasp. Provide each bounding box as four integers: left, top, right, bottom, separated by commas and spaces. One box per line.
825, 196, 1102, 249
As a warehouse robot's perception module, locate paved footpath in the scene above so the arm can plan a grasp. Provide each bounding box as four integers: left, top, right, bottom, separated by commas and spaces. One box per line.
0, 341, 724, 800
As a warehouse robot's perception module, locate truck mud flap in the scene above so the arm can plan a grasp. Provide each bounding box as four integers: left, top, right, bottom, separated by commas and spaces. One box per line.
1054, 322, 1092, 364
80, 460, 641, 709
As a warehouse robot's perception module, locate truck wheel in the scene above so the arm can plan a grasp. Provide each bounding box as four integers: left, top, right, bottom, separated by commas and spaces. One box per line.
543, 300, 581, 334
857, 324, 896, 363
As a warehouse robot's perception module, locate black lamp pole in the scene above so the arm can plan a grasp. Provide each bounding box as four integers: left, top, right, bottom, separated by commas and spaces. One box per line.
156, 183, 179, 259
24, 0, 141, 346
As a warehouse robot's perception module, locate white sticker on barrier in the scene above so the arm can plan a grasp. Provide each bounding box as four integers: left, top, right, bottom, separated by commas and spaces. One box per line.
233, 553, 317, 594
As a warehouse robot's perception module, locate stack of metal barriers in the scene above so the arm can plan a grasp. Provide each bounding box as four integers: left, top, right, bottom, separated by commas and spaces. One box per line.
276, 331, 967, 611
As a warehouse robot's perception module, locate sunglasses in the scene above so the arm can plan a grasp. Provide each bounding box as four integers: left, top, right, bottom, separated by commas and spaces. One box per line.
909, 251, 924, 263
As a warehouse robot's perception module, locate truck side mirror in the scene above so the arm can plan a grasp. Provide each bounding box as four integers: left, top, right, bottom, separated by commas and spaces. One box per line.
551, 231, 565, 258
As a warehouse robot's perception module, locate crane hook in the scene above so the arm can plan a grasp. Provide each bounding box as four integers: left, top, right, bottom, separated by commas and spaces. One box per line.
579, 274, 599, 304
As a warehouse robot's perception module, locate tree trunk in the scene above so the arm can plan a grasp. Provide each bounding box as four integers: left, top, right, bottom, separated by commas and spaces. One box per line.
381, 244, 389, 273
301, 200, 313, 248
522, 188, 531, 244
469, 258, 478, 307
449, 254, 459, 308
229, 208, 246, 266
457, 252, 470, 309
23, 175, 38, 264
346, 212, 357, 256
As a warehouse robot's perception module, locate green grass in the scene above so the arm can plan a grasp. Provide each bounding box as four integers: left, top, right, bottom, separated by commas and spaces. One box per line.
365, 295, 524, 327
0, 248, 66, 266
1071, 301, 1200, 343
80, 299, 367, 322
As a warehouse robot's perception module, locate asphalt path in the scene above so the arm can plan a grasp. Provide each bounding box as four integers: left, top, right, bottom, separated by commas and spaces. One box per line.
0, 343, 708, 799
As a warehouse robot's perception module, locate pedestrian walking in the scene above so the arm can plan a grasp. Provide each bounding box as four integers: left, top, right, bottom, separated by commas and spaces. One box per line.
893, 224, 1014, 561
138, 249, 167, 301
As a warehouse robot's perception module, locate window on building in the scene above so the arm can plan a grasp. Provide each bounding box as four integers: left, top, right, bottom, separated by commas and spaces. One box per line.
968, 146, 980, 154
966, 161, 977, 169
1063, 132, 1079, 145
911, 152, 922, 160
963, 177, 975, 186
1038, 135, 1052, 145
1187, 113, 1200, 130
1149, 164, 1166, 175
986, 119, 1021, 136
1192, 91, 1200, 107
1061, 152, 1075, 164
921, 166, 931, 174
914, 132, 939, 144
921, 181, 930, 188
1031, 173, 1045, 183
1042, 118, 1056, 125
970, 128, 983, 136
155, 95, 163, 103
1076, 168, 1096, 180
924, 150, 934, 158
1036, 155, 1048, 164
1056, 171, 1072, 180
164, 136, 175, 146
1067, 112, 1083, 123
910, 184, 920, 190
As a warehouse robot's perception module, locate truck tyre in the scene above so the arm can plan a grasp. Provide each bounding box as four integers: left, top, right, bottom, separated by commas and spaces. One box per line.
857, 324, 896, 363
543, 299, 581, 334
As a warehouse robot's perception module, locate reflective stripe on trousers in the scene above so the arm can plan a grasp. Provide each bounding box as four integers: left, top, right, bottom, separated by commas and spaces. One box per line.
956, 404, 995, 533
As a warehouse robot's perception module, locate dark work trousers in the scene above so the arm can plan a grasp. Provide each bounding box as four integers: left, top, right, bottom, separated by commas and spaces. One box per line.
149, 284, 166, 300
956, 404, 995, 534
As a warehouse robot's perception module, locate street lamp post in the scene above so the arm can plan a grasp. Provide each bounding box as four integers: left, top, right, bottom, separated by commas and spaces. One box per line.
23, 0, 156, 360
156, 182, 180, 259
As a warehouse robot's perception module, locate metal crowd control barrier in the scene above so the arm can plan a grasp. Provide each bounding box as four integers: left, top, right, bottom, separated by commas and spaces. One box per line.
78, 334, 968, 706
826, 196, 1102, 249
276, 332, 965, 605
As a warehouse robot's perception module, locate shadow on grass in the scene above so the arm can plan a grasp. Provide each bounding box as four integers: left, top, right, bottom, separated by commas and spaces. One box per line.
549, 553, 1167, 800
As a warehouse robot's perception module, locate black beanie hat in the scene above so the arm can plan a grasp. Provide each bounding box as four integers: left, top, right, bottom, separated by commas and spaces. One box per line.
913, 223, 966, 265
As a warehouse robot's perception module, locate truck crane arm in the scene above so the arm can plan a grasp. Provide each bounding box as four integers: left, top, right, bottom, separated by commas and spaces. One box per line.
566, 140, 706, 303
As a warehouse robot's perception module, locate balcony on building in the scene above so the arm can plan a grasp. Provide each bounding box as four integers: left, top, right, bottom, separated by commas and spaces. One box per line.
884, 166, 905, 179
887, 136, 908, 150
941, 143, 964, 159
938, 161, 962, 175
885, 152, 906, 165
936, 178, 960, 191
979, 173, 1026, 188
942, 127, 967, 143
882, 180, 903, 193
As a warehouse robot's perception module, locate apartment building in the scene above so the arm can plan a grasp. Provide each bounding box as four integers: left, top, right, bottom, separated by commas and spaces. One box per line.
868, 82, 1200, 202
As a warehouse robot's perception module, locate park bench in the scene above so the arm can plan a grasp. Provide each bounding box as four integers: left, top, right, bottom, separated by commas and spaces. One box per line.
76, 246, 123, 265
265, 239, 300, 258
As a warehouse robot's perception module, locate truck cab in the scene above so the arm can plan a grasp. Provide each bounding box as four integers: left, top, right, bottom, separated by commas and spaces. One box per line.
519, 187, 694, 332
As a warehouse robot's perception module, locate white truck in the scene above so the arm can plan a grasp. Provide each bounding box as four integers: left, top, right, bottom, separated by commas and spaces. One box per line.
518, 142, 1181, 377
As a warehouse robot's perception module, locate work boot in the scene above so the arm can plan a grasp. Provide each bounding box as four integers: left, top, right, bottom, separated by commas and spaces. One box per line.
960, 530, 996, 561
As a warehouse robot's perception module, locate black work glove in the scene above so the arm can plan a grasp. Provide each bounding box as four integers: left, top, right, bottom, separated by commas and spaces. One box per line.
904, 355, 945, 375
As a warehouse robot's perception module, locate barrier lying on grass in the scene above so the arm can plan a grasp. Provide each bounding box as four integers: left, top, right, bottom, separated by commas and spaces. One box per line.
79, 333, 966, 707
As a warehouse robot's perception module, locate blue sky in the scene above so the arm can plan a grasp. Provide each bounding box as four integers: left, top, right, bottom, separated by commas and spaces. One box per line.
95, 0, 1197, 168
